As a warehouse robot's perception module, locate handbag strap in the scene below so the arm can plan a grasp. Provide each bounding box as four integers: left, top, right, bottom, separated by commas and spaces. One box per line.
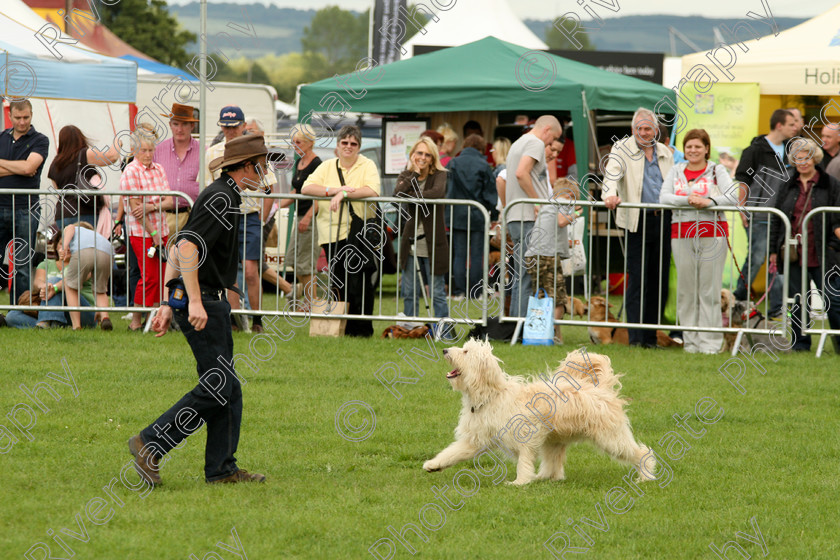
74, 148, 87, 186
335, 159, 352, 238
335, 158, 366, 221
792, 183, 815, 234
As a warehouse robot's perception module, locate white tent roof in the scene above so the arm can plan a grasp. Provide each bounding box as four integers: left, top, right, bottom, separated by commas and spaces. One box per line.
681, 3, 840, 95
0, 0, 136, 102
402, 0, 547, 59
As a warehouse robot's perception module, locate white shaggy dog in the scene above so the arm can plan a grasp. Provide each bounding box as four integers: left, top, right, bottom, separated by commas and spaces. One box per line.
423, 338, 656, 486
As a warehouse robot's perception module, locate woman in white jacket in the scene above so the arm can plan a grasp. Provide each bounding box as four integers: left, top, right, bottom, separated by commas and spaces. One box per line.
660, 129, 738, 354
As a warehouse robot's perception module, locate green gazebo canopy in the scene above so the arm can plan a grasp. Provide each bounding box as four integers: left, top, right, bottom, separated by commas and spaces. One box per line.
299, 36, 676, 181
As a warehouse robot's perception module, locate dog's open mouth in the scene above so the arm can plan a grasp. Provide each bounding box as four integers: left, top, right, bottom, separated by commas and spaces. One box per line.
446, 369, 461, 379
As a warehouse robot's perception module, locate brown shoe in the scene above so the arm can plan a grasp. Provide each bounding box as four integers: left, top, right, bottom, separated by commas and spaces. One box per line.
208, 469, 266, 484
128, 434, 161, 485
252, 324, 263, 334
100, 318, 113, 331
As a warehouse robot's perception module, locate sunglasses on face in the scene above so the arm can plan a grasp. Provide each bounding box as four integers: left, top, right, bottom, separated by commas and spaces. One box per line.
339, 140, 359, 147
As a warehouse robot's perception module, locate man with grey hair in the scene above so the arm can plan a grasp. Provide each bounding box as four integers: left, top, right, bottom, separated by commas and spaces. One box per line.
603, 108, 674, 348
504, 114, 562, 317
821, 122, 840, 170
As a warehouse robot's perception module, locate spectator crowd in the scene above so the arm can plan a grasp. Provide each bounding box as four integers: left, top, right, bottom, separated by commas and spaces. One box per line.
2, 98, 840, 354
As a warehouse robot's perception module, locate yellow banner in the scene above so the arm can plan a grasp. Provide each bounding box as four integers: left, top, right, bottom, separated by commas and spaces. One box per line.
675, 82, 760, 161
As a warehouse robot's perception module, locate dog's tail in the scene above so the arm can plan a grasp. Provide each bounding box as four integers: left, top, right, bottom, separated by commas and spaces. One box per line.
558, 348, 623, 390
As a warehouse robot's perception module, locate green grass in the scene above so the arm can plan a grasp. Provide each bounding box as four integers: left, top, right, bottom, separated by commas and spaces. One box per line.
1, 307, 837, 559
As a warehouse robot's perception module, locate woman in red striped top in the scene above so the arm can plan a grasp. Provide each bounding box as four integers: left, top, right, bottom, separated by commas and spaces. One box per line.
660, 128, 737, 354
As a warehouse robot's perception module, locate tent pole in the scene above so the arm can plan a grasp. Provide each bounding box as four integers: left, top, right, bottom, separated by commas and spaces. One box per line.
577, 91, 592, 261
65, 1, 72, 33
198, 0, 207, 189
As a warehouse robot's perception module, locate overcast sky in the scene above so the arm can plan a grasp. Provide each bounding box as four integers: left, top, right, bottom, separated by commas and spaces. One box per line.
167, 0, 837, 20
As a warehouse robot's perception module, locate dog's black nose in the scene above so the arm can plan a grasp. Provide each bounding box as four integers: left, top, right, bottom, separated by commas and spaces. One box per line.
443, 349, 449, 356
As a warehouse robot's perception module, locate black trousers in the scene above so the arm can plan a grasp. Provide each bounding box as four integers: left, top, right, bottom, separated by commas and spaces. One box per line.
140, 298, 242, 481
786, 263, 840, 351
324, 239, 377, 337
625, 210, 671, 345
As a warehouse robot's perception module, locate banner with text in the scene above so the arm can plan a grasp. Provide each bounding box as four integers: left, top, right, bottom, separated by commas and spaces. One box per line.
675, 82, 760, 291
371, 0, 407, 65
675, 82, 760, 161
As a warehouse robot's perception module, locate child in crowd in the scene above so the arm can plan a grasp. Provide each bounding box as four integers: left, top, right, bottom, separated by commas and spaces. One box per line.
524, 178, 581, 344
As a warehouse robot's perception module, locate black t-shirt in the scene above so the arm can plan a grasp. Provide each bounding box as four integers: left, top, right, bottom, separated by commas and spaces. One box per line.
0, 126, 50, 209
178, 173, 242, 291
291, 156, 321, 216
48, 148, 102, 219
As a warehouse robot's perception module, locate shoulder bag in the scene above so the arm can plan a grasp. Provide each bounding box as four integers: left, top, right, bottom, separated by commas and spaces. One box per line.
782, 184, 814, 265
335, 159, 384, 270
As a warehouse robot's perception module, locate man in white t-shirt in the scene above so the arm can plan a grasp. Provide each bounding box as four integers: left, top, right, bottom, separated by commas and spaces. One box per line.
504, 115, 562, 317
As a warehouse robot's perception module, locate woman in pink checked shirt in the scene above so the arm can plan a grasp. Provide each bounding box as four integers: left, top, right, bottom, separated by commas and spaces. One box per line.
119, 130, 174, 331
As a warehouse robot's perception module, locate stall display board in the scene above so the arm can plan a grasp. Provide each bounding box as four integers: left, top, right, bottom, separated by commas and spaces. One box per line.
382, 119, 430, 176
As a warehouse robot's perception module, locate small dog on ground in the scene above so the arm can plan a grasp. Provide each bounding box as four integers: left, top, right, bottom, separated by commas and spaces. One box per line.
724, 300, 788, 353
721, 289, 741, 353
423, 338, 656, 486
585, 296, 681, 347
565, 296, 586, 318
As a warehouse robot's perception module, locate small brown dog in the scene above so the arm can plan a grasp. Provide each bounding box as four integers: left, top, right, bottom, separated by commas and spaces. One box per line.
586, 296, 681, 347
565, 296, 586, 318
721, 289, 739, 352
586, 296, 630, 345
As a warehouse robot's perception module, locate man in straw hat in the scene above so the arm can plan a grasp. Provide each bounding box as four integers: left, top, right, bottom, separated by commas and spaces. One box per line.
155, 103, 200, 236
127, 135, 269, 485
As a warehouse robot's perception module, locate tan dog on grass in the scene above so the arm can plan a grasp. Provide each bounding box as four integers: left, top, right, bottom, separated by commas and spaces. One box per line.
585, 296, 682, 347
423, 339, 656, 486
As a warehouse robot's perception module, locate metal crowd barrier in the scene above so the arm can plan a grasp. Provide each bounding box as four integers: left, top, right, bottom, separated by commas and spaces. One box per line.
239, 193, 493, 327
8, 183, 820, 355
1, 189, 495, 332
798, 207, 840, 357
499, 199, 793, 352
0, 188, 193, 321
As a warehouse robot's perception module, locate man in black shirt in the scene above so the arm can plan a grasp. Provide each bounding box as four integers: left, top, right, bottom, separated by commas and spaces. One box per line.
128, 135, 269, 485
0, 99, 49, 305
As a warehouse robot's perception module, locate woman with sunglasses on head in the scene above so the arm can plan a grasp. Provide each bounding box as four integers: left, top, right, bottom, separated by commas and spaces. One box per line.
302, 126, 381, 337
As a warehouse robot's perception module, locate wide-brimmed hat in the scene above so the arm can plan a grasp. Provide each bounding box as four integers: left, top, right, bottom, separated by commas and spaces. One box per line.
208, 135, 268, 173
160, 103, 198, 122
218, 105, 245, 127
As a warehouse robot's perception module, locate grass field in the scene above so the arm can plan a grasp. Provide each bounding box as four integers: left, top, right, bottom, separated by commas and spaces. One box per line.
1, 297, 838, 560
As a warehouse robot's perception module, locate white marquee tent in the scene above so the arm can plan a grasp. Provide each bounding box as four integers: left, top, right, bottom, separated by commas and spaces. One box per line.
401, 0, 548, 59
681, 3, 840, 95
1, 0, 136, 206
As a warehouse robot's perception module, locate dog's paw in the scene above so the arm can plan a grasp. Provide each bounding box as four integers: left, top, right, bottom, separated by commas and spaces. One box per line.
423, 460, 441, 472
506, 479, 531, 486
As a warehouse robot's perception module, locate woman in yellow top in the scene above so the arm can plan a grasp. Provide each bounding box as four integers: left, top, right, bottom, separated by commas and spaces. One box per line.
302, 125, 381, 337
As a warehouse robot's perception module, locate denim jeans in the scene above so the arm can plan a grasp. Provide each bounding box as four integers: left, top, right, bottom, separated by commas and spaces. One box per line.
401, 256, 448, 319
39, 279, 95, 326
55, 214, 97, 229
140, 299, 243, 481
0, 206, 38, 303
733, 219, 783, 316
451, 229, 484, 298
507, 221, 534, 317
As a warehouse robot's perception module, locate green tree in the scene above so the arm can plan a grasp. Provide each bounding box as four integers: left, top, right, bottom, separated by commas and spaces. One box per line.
301, 6, 368, 78
545, 19, 595, 51
100, 0, 197, 67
